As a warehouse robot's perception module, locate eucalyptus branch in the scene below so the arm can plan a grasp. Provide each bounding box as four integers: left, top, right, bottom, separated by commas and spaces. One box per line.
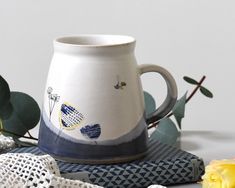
147, 75, 206, 130
0, 119, 3, 129
186, 76, 206, 103
0, 128, 38, 141
27, 130, 34, 138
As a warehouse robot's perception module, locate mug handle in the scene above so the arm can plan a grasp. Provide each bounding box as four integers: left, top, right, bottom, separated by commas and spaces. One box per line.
138, 64, 178, 124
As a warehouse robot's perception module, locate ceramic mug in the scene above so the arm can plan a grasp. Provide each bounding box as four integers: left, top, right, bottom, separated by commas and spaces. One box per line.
38, 35, 178, 164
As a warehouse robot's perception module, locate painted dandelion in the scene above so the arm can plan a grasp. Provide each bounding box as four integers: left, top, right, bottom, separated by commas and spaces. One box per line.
47, 87, 60, 121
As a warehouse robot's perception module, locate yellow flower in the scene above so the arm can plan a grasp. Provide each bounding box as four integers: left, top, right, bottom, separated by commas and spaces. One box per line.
202, 159, 235, 188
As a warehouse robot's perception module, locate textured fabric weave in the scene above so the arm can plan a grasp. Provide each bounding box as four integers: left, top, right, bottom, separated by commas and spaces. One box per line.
10, 139, 205, 187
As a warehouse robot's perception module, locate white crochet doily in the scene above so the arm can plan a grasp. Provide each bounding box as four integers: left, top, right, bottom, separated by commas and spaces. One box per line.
0, 153, 102, 188
0, 135, 15, 153
0, 152, 166, 188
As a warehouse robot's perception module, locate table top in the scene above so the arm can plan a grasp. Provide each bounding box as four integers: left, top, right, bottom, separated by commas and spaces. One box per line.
167, 130, 235, 188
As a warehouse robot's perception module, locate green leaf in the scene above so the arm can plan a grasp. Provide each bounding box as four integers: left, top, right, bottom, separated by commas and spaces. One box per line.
2, 92, 40, 138
150, 118, 180, 145
0, 103, 13, 120
200, 86, 213, 98
172, 92, 187, 129
183, 76, 198, 85
10, 92, 40, 130
13, 137, 37, 147
0, 75, 11, 109
2, 111, 28, 137
144, 91, 156, 116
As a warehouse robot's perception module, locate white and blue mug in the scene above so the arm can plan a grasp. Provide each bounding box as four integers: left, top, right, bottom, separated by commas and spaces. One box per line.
38, 35, 178, 164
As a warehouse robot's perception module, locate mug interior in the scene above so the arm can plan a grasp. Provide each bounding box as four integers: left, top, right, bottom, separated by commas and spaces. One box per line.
55, 35, 135, 47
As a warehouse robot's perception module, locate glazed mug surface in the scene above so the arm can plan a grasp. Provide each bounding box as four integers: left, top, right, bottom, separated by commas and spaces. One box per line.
38, 35, 178, 164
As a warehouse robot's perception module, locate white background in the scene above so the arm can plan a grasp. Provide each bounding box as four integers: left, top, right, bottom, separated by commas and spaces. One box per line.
1, 0, 234, 137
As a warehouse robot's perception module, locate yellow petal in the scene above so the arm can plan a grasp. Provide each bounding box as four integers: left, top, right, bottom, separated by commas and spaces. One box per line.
202, 159, 235, 188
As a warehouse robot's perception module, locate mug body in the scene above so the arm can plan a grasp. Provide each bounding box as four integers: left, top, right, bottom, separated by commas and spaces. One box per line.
38, 35, 148, 163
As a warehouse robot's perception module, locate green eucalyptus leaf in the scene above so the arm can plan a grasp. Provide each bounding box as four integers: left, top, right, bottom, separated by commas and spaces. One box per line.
200, 86, 213, 98
13, 137, 37, 147
150, 118, 180, 145
172, 92, 187, 129
183, 76, 198, 85
0, 103, 13, 120
144, 91, 156, 116
2, 111, 28, 138
0, 75, 11, 109
10, 92, 40, 130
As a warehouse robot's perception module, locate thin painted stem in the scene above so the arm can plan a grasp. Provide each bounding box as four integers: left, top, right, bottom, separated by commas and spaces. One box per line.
49, 95, 52, 120
51, 100, 56, 116
55, 128, 63, 143
147, 76, 206, 130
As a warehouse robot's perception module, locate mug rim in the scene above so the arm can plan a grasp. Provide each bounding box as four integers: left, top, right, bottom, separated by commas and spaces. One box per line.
54, 34, 136, 48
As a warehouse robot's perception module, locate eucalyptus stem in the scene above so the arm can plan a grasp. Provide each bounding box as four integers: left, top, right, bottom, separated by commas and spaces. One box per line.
0, 117, 37, 141
0, 118, 3, 129
27, 130, 34, 139
147, 75, 206, 130
186, 76, 206, 103
0, 128, 38, 141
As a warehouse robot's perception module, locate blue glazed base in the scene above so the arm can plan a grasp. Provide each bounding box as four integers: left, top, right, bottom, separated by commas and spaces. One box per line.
38, 116, 148, 164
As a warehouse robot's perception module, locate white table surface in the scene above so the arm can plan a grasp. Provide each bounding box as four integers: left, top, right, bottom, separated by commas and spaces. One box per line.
166, 130, 235, 188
